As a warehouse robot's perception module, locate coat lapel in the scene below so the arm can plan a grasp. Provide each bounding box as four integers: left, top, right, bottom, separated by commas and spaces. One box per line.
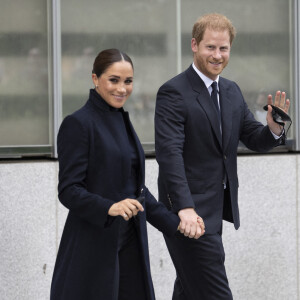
186, 66, 222, 148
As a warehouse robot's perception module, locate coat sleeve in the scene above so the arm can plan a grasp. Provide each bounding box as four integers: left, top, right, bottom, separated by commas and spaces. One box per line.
155, 83, 195, 212
144, 187, 180, 237
57, 115, 115, 228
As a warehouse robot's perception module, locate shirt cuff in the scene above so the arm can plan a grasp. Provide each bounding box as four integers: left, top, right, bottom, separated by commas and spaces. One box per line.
270, 128, 284, 140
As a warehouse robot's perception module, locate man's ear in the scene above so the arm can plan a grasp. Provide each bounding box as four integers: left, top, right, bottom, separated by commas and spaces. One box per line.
191, 38, 198, 53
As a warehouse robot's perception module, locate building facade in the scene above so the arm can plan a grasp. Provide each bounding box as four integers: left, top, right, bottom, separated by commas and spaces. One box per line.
0, 0, 300, 299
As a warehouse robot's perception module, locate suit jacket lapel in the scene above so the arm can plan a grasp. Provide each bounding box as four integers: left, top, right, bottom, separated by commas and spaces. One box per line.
185, 66, 222, 148
219, 78, 232, 152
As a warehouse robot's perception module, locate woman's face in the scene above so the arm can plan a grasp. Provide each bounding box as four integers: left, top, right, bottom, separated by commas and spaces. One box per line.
92, 61, 133, 109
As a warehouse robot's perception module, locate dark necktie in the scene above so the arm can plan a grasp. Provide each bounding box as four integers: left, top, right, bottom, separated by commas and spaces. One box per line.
211, 82, 226, 187
211, 81, 221, 125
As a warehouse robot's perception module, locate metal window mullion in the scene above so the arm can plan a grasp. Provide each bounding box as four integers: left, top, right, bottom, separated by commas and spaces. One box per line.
295, 0, 300, 151
176, 0, 182, 74
51, 0, 62, 158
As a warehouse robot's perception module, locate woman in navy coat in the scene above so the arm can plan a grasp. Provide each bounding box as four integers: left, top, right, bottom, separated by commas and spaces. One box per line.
50, 49, 198, 300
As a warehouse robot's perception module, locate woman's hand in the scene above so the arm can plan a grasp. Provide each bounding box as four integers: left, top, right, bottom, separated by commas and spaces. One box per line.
108, 198, 144, 221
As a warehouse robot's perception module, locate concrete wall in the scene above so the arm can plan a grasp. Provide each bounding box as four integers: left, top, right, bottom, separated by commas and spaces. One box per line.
0, 154, 299, 300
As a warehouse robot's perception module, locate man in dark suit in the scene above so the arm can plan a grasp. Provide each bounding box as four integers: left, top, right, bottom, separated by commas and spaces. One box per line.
155, 13, 290, 300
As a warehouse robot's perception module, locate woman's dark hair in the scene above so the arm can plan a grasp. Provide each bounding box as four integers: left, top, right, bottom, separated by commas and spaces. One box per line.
92, 49, 133, 77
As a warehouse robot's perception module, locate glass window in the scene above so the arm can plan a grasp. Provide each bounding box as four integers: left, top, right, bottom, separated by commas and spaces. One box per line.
181, 0, 295, 150
0, 0, 52, 154
61, 0, 177, 146
0, 0, 298, 158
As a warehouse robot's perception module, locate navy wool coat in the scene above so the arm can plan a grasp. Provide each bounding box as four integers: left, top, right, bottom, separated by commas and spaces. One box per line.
50, 89, 180, 300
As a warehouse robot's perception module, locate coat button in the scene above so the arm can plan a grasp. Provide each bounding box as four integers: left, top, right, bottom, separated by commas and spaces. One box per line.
224, 155, 227, 160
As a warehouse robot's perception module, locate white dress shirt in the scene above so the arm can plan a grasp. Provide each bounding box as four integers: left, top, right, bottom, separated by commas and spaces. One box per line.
192, 63, 220, 110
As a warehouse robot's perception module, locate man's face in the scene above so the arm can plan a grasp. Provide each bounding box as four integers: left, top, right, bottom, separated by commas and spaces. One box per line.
191, 28, 231, 80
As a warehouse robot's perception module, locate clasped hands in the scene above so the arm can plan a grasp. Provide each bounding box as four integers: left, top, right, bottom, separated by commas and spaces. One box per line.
266, 90, 290, 136
108, 200, 205, 239
177, 207, 205, 239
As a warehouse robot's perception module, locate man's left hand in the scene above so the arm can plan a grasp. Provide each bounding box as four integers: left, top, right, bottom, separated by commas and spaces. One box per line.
266, 90, 290, 136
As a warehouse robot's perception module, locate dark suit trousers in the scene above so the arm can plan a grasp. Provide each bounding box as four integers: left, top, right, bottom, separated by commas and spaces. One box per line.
113, 220, 148, 300
164, 230, 233, 300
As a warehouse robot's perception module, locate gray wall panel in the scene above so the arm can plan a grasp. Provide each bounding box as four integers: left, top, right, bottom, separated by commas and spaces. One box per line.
0, 155, 298, 299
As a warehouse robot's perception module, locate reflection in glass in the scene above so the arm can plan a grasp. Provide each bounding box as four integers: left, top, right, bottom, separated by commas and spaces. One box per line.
61, 0, 177, 143
61, 0, 294, 146
0, 0, 50, 146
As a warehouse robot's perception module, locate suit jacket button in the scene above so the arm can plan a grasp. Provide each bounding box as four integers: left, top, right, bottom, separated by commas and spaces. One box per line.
224, 155, 227, 160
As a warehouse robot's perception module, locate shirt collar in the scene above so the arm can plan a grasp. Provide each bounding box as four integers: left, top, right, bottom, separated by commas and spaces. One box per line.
192, 63, 219, 90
